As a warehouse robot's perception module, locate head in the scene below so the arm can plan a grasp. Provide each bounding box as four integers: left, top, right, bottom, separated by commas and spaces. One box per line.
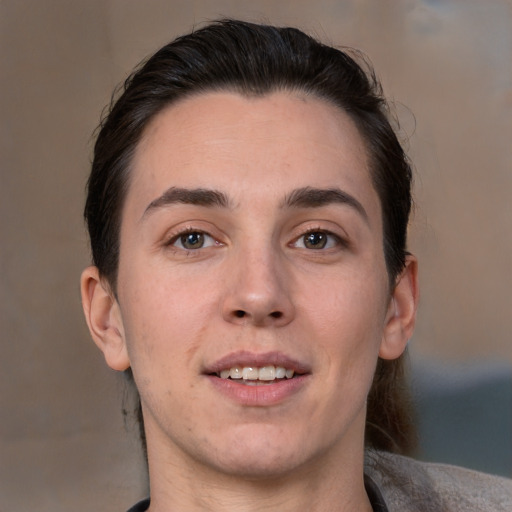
83, 19, 417, 462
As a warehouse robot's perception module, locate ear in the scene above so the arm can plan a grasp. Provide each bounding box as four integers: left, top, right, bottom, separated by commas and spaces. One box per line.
379, 255, 419, 360
80, 266, 130, 371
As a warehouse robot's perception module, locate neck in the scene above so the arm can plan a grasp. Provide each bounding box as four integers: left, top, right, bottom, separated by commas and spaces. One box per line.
145, 426, 373, 512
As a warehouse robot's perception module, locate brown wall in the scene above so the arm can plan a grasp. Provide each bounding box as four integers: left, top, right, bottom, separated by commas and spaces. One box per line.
1, 1, 511, 510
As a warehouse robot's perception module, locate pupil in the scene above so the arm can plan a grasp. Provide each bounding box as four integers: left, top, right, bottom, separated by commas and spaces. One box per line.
181, 232, 204, 249
305, 232, 326, 249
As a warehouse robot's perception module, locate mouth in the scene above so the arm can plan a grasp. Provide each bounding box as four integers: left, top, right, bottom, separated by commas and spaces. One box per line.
204, 352, 310, 405
205, 351, 310, 385
215, 365, 297, 385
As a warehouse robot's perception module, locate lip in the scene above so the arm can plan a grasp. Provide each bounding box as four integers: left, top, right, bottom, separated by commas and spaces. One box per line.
203, 350, 311, 407
204, 350, 311, 375
206, 374, 309, 406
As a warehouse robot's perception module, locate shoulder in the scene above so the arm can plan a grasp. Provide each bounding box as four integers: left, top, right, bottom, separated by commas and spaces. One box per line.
365, 450, 512, 512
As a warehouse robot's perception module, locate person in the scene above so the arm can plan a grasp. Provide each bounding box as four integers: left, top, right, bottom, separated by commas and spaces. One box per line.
80, 19, 512, 512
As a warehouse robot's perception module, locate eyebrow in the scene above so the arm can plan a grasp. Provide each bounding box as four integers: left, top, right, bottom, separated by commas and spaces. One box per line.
142, 187, 231, 219
142, 185, 368, 223
283, 187, 368, 222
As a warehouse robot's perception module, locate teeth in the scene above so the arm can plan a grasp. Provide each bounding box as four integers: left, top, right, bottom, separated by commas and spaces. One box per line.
230, 366, 243, 379
242, 367, 259, 380
275, 366, 286, 379
218, 365, 295, 381
258, 366, 275, 381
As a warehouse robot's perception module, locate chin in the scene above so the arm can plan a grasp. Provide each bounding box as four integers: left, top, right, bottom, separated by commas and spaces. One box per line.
213, 452, 305, 481
201, 425, 316, 480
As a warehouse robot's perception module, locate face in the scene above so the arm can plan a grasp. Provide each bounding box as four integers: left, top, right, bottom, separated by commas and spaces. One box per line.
84, 91, 414, 480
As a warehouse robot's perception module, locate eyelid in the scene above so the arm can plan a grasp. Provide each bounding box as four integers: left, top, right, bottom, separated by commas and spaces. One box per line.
291, 228, 344, 250
173, 231, 216, 249
163, 225, 223, 251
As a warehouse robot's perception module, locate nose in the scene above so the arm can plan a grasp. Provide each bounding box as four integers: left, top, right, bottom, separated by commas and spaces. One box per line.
222, 246, 295, 327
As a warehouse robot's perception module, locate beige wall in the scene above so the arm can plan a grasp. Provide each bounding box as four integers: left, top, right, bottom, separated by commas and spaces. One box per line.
1, 1, 511, 510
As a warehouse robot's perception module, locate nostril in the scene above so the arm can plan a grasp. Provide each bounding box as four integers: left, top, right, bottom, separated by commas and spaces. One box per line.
232, 310, 284, 320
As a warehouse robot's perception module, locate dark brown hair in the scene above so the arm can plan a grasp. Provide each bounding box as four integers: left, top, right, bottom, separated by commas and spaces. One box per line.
85, 19, 415, 455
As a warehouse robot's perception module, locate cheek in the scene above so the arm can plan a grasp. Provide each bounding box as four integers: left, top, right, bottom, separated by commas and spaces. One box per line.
304, 265, 388, 336
118, 265, 220, 370
302, 264, 389, 382
118, 272, 215, 425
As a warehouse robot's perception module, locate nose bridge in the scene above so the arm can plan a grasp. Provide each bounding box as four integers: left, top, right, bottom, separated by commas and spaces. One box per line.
222, 236, 294, 326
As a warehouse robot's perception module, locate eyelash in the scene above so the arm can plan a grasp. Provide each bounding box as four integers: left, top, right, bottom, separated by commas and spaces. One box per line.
291, 228, 346, 250
164, 226, 347, 253
165, 228, 219, 252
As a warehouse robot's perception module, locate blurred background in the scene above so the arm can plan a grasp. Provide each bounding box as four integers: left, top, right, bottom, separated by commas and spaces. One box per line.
1, 1, 511, 510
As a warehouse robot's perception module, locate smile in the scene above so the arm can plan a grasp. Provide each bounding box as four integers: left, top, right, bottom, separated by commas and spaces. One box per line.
217, 365, 295, 383
206, 353, 310, 405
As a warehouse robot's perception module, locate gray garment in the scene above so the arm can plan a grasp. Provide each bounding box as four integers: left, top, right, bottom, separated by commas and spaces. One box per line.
365, 450, 512, 512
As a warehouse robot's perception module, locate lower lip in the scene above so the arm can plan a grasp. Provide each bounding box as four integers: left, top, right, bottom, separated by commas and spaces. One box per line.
206, 375, 309, 406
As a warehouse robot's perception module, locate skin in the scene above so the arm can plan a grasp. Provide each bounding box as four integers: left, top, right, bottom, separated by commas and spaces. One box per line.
81, 91, 418, 512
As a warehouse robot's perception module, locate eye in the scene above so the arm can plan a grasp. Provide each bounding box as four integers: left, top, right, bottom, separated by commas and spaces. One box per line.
171, 231, 217, 250
293, 230, 340, 250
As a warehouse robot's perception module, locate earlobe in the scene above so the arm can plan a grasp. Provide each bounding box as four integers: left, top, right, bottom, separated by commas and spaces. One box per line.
80, 266, 130, 371
379, 255, 419, 360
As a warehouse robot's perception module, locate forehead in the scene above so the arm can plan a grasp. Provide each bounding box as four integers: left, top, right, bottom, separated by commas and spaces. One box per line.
125, 91, 380, 222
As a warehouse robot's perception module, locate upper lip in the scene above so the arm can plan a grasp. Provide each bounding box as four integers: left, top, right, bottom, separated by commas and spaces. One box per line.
203, 350, 311, 375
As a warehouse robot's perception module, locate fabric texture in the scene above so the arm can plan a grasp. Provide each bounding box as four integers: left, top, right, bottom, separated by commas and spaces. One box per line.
126, 452, 512, 511
365, 473, 389, 512
365, 451, 512, 511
